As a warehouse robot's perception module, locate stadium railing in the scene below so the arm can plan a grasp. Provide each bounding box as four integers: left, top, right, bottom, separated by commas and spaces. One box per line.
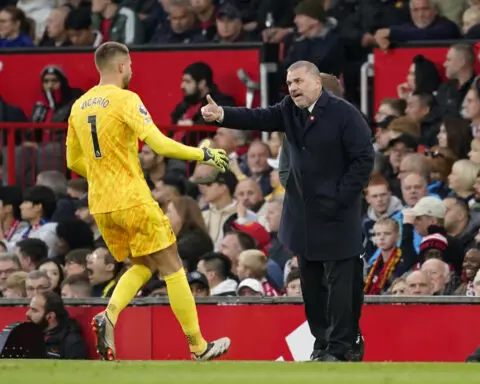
1, 296, 479, 362
0, 123, 217, 187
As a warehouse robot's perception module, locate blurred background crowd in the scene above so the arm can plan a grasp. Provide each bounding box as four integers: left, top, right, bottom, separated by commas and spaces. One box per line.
2, 0, 480, 360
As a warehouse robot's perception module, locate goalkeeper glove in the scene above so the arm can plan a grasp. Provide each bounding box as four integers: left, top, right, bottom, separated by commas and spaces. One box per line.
200, 145, 229, 172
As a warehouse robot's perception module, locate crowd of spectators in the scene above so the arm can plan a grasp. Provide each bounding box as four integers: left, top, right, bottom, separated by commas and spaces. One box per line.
2, 0, 480, 360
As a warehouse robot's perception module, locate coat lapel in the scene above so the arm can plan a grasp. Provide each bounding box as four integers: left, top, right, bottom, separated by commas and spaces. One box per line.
303, 90, 330, 137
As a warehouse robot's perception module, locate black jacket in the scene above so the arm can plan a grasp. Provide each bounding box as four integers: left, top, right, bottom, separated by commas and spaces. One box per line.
436, 75, 476, 118
221, 91, 374, 260
45, 319, 88, 359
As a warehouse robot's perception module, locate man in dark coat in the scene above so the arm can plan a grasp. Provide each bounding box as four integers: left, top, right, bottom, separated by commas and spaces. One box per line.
201, 60, 374, 362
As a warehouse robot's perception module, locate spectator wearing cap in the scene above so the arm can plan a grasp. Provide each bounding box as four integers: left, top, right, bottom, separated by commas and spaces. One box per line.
213, 3, 258, 43
237, 278, 263, 297
420, 258, 456, 295
444, 196, 480, 257
150, 0, 205, 44
187, 271, 210, 297
0, 186, 28, 247
237, 250, 280, 296
437, 44, 476, 119
374, 0, 460, 50
166, 196, 213, 272
12, 186, 58, 258
171, 62, 236, 128
281, 0, 345, 78
404, 196, 464, 274
75, 197, 102, 242
91, 0, 144, 45
190, 0, 217, 40
406, 92, 442, 148
193, 165, 256, 249
39, 6, 71, 47
65, 6, 103, 47
419, 233, 448, 262
197, 252, 237, 296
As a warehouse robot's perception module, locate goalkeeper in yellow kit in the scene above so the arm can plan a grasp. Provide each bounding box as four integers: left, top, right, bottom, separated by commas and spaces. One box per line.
66, 42, 230, 361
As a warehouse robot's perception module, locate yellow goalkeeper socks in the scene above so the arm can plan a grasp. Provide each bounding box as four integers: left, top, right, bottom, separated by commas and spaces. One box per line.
164, 268, 208, 354
106, 264, 152, 326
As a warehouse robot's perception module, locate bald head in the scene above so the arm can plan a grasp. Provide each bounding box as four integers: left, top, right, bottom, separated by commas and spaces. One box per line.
406, 270, 433, 295
286, 61, 322, 108
235, 178, 263, 209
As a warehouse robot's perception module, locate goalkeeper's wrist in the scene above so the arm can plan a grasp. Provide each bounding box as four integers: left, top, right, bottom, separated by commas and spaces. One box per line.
196, 147, 205, 161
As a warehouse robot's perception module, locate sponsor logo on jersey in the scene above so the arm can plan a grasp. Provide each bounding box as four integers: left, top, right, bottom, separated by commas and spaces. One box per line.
138, 104, 148, 116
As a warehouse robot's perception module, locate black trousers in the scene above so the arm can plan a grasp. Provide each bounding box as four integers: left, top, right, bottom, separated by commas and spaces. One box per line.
298, 255, 364, 358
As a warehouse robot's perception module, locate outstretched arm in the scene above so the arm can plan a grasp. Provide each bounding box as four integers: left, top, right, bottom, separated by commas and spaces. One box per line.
66, 116, 87, 178
201, 94, 285, 132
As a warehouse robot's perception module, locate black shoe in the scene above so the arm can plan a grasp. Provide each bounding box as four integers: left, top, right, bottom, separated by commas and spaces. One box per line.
466, 346, 480, 362
320, 353, 342, 362
310, 349, 326, 361
347, 331, 365, 362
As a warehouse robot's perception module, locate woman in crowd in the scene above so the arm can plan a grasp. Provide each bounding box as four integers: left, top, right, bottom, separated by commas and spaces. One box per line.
448, 159, 480, 207
38, 258, 64, 295
166, 196, 213, 272
0, 6, 34, 47
397, 55, 441, 100
437, 117, 472, 159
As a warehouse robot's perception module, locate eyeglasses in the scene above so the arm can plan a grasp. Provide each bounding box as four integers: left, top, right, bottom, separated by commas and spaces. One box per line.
424, 150, 445, 159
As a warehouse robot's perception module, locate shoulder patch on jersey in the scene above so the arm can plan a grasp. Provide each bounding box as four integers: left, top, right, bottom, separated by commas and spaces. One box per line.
138, 104, 149, 116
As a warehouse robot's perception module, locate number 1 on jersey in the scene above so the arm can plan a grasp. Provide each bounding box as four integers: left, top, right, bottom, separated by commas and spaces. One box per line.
88, 115, 102, 159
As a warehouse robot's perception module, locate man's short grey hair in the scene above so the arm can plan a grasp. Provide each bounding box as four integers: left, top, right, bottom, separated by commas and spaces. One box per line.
410, 0, 437, 11
287, 61, 321, 77
37, 170, 67, 196
0, 253, 21, 269
27, 270, 51, 285
168, 0, 192, 11
231, 129, 252, 146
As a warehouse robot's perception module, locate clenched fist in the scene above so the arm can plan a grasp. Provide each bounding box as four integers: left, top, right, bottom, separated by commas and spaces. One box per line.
201, 94, 224, 122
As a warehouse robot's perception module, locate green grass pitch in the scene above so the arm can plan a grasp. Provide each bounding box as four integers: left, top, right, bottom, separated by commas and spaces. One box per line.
0, 360, 479, 384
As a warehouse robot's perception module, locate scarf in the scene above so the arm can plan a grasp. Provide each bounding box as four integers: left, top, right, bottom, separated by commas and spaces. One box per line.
364, 247, 402, 295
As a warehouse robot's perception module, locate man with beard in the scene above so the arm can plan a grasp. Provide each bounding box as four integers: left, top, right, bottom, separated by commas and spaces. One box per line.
67, 42, 231, 361
26, 291, 88, 359
171, 62, 236, 127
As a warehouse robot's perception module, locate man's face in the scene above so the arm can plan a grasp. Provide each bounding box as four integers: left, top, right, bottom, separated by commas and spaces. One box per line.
410, 0, 436, 29
401, 174, 427, 207
444, 48, 463, 80
26, 295, 50, 329
366, 185, 391, 215
235, 180, 263, 209
413, 215, 435, 236
20, 200, 41, 222
406, 95, 428, 121
0, 259, 19, 291
463, 249, 480, 280
190, 0, 212, 12
294, 14, 318, 36
216, 17, 242, 40
42, 74, 61, 93
181, 74, 199, 96
406, 271, 432, 295
46, 9, 66, 39
198, 182, 226, 204
67, 28, 93, 46
152, 181, 177, 205
266, 201, 282, 232
25, 277, 51, 299
421, 259, 447, 293
87, 248, 114, 286
373, 224, 398, 251
214, 128, 236, 153
391, 281, 408, 295
0, 10, 17, 38
169, 5, 194, 33
375, 128, 393, 150
220, 234, 241, 268
65, 261, 86, 277
390, 143, 415, 171
61, 284, 75, 299
286, 67, 322, 108
463, 89, 480, 120
247, 142, 269, 174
